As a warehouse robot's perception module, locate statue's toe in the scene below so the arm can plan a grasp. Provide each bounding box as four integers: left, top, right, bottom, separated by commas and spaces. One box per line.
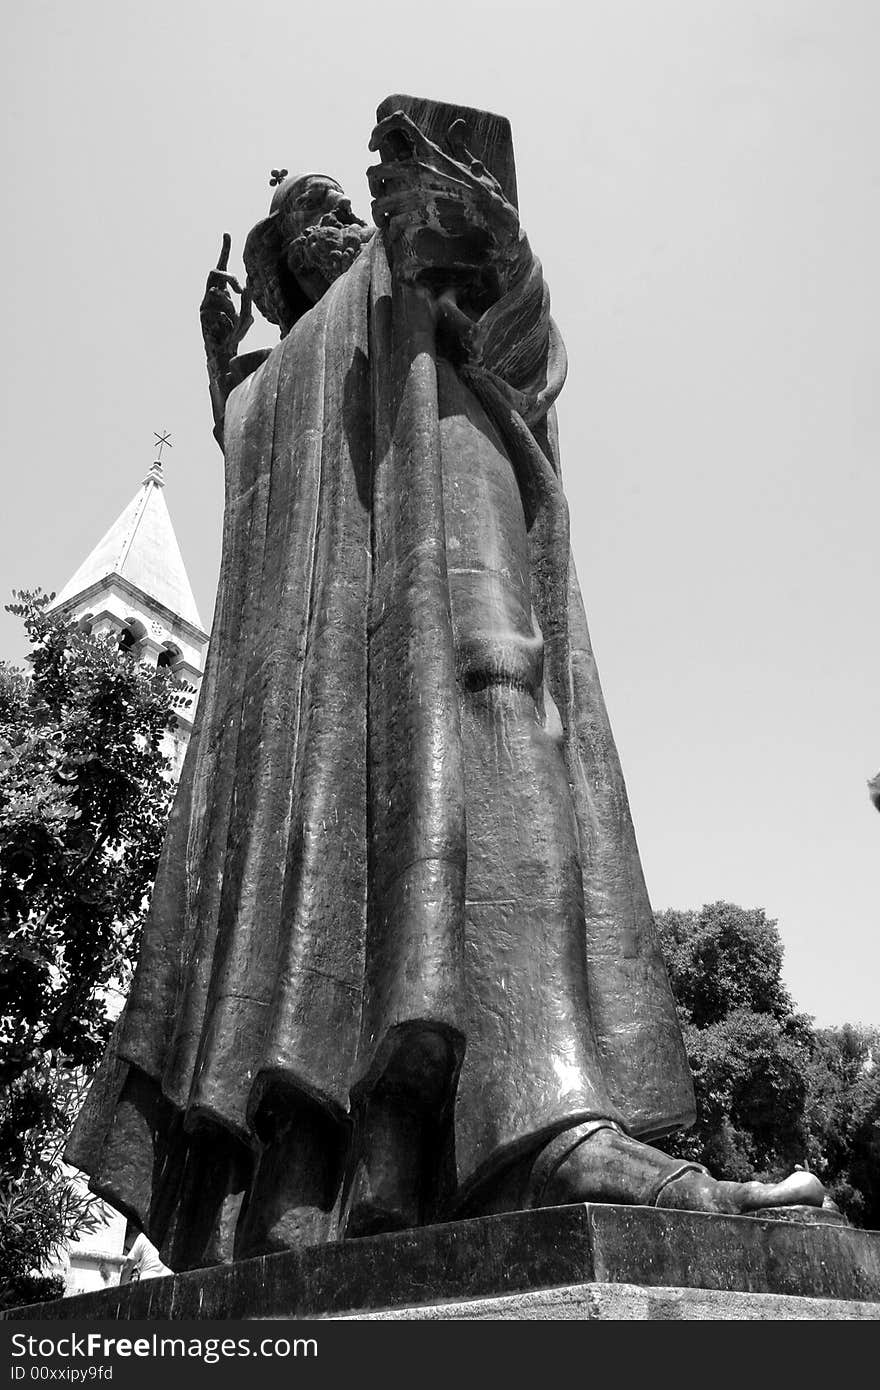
764, 1171, 826, 1208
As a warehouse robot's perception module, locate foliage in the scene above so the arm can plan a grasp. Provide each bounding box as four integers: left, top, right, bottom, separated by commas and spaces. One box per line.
0, 1062, 102, 1309
657, 902, 880, 1225
657, 902, 794, 1027
0, 590, 185, 1306
804, 1023, 880, 1227
656, 903, 813, 1179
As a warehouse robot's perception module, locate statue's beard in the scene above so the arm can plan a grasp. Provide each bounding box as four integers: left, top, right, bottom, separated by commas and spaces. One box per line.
285, 219, 372, 293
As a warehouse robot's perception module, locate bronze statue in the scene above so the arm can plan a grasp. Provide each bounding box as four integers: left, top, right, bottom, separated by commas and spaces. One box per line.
66, 97, 827, 1270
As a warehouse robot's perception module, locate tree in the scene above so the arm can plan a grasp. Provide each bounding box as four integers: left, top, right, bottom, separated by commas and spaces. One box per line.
0, 1062, 99, 1309
656, 902, 880, 1226
804, 1023, 880, 1227
0, 591, 185, 1307
656, 903, 814, 1179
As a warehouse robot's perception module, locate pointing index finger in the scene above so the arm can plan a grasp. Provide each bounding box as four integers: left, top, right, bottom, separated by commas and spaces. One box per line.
216, 233, 232, 273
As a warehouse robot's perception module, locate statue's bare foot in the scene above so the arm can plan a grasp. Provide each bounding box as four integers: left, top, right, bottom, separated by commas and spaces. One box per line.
658, 1166, 825, 1214
526, 1121, 828, 1216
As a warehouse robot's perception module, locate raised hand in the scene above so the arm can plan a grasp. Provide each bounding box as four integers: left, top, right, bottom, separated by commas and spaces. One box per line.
200, 234, 254, 364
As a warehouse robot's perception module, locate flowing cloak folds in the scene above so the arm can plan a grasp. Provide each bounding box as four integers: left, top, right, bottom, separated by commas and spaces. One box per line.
66, 232, 694, 1253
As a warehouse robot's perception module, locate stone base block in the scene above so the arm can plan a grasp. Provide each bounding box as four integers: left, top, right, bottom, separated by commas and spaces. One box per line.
344, 1281, 880, 1320
5, 1204, 880, 1321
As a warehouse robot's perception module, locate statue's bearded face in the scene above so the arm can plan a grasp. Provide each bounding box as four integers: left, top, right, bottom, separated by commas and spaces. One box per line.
279, 176, 372, 301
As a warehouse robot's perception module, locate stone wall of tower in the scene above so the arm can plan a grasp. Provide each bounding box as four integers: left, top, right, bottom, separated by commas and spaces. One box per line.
60, 580, 207, 780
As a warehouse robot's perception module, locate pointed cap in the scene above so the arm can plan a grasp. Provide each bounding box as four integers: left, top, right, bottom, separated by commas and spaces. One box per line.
53, 460, 205, 632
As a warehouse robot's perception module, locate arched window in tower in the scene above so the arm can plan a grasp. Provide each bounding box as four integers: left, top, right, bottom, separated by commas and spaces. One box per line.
157, 643, 181, 672
118, 617, 146, 655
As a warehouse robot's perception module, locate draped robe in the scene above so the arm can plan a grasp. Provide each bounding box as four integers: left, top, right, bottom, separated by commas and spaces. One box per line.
66, 231, 694, 1265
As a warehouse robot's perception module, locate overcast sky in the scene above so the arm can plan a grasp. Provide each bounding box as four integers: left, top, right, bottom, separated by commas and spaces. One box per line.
2, 1, 877, 1026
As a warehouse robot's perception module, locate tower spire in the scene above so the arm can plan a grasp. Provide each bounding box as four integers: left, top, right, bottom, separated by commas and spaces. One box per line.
50, 434, 209, 773
143, 459, 165, 487
145, 430, 172, 485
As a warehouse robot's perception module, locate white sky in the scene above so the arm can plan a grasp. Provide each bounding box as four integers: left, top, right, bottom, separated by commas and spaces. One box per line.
2, 1, 877, 1026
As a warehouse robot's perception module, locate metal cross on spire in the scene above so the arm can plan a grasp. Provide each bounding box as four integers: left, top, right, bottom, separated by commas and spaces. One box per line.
145, 430, 172, 487
153, 430, 173, 463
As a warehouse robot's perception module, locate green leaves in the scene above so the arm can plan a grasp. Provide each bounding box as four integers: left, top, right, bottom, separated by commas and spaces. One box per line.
655, 902, 792, 1028
657, 901, 880, 1224
804, 1023, 880, 1224
0, 591, 178, 1079
0, 590, 180, 1305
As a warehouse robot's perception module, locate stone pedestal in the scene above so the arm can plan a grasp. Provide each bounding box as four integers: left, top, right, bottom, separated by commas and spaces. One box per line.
344, 1283, 880, 1320
5, 1205, 880, 1321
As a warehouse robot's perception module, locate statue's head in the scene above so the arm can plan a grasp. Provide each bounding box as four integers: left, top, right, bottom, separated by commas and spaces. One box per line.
244, 172, 372, 334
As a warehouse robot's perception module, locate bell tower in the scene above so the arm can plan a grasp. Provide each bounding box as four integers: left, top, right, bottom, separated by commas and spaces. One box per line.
50, 449, 209, 777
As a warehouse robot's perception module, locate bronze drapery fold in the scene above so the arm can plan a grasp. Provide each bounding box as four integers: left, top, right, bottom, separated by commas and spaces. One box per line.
354, 243, 468, 1106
